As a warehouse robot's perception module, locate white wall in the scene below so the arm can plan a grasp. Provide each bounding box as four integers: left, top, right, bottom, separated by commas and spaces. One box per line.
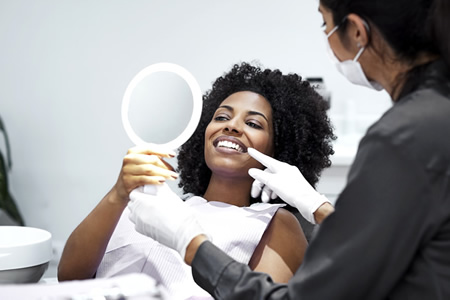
0, 0, 392, 247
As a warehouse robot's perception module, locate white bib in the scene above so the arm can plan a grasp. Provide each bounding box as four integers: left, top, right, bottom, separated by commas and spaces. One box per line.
97, 196, 284, 300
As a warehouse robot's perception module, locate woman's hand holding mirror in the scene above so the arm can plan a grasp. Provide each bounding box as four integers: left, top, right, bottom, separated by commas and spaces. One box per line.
112, 145, 179, 203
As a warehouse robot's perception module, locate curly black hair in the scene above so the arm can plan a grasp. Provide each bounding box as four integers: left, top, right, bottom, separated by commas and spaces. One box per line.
177, 62, 335, 206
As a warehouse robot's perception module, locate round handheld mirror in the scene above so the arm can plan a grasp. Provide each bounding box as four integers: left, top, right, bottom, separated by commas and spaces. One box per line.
122, 63, 202, 195
122, 62, 202, 151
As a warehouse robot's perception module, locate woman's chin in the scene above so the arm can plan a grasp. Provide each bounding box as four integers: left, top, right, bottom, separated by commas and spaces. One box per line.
208, 164, 251, 180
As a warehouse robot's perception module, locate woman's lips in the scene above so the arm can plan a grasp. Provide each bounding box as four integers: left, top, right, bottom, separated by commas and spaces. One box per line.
213, 136, 248, 153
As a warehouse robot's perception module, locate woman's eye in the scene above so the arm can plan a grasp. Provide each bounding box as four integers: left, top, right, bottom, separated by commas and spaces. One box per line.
247, 122, 262, 129
214, 116, 228, 121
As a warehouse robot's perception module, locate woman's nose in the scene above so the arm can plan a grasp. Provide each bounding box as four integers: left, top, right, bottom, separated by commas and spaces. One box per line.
223, 120, 242, 134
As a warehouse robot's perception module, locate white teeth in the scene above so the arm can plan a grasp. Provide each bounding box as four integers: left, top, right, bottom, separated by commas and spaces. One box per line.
217, 140, 243, 152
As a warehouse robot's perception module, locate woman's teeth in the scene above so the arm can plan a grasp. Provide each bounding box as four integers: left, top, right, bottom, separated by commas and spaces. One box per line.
217, 140, 244, 152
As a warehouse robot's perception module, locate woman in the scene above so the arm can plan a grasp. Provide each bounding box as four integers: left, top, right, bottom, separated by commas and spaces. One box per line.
57, 62, 335, 299
127, 0, 450, 299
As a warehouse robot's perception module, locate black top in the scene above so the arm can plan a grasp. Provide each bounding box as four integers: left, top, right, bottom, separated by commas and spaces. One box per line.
191, 60, 450, 300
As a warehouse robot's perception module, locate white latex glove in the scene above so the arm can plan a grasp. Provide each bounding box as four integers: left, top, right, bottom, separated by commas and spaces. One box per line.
250, 168, 279, 203
248, 148, 330, 224
127, 183, 208, 259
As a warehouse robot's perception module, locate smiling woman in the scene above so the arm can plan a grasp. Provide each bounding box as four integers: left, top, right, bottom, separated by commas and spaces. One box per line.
178, 62, 335, 205
57, 62, 335, 300
202, 91, 275, 196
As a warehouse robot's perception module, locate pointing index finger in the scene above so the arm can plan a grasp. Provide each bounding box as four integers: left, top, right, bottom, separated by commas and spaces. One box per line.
248, 148, 278, 171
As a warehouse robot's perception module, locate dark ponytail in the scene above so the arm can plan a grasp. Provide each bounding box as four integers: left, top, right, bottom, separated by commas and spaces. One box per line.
431, 0, 450, 66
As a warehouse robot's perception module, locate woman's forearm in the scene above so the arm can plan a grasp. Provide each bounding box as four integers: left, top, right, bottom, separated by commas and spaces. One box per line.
313, 202, 335, 224
57, 188, 127, 281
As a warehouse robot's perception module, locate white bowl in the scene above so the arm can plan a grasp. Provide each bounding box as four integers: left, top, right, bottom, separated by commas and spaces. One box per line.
0, 226, 52, 284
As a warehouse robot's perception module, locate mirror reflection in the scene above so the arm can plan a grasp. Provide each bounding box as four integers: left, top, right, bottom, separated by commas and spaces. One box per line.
127, 71, 194, 145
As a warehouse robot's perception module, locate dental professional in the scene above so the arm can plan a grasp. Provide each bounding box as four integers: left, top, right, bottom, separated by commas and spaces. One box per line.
127, 0, 450, 299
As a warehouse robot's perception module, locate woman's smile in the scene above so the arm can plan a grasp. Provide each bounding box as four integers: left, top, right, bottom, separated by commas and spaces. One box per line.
204, 91, 274, 177
213, 136, 248, 154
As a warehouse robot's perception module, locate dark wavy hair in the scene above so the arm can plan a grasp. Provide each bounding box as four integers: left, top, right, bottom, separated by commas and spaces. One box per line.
177, 62, 335, 206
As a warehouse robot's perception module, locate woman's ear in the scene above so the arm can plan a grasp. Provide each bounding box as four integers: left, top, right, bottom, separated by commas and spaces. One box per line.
346, 13, 370, 48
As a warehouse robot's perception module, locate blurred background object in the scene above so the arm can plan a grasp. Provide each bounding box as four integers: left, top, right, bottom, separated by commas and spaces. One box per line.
0, 115, 24, 226
0, 226, 52, 284
0, 273, 166, 300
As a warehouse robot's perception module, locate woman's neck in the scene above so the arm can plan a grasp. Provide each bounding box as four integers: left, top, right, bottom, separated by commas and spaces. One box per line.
365, 32, 439, 100
366, 55, 411, 100
369, 50, 439, 100
202, 174, 253, 207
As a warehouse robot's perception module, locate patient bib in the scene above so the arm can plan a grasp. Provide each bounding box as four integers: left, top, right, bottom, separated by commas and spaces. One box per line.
97, 196, 284, 300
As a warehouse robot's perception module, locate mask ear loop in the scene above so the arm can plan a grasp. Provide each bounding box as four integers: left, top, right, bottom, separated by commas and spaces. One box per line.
362, 18, 371, 35
358, 18, 372, 47
353, 45, 365, 61
354, 17, 372, 61
326, 24, 340, 38
326, 15, 348, 38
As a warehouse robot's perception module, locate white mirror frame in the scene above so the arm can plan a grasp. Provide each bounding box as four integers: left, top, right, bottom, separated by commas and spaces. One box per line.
122, 62, 202, 150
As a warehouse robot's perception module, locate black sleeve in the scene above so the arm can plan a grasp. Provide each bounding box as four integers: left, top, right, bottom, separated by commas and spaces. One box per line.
192, 133, 433, 300
192, 241, 289, 299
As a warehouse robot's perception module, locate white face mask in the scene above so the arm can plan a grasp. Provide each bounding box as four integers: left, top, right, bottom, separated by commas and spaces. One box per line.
324, 24, 383, 91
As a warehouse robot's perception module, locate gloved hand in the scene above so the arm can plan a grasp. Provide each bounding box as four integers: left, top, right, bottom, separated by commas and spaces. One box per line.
248, 148, 330, 224
250, 167, 279, 203
127, 183, 208, 259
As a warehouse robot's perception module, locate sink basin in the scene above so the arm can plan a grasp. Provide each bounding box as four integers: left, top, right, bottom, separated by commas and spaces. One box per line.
0, 226, 52, 284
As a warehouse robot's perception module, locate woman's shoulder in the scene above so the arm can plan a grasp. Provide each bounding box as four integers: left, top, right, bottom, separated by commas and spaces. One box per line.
249, 207, 307, 282
371, 80, 450, 139
269, 208, 304, 235
360, 85, 450, 173
257, 207, 306, 248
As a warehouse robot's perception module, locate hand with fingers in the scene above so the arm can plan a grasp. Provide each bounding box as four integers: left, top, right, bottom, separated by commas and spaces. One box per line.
113, 144, 179, 204
128, 184, 209, 261
58, 144, 180, 282
248, 148, 333, 224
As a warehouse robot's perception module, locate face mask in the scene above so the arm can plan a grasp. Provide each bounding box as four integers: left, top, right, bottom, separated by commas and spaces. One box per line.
324, 24, 383, 91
